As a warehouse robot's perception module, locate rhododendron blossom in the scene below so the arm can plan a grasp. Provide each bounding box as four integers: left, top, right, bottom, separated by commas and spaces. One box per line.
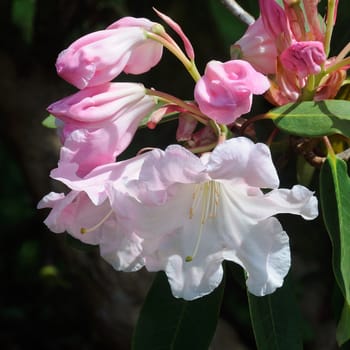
56, 17, 163, 89
105, 138, 318, 300
36, 1, 350, 346
194, 60, 270, 124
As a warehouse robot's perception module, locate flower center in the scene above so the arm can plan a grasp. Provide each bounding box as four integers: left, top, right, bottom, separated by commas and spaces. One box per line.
186, 181, 220, 262
80, 208, 113, 234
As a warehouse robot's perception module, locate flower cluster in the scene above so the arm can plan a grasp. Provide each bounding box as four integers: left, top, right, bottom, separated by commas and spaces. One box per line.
231, 0, 346, 104
38, 7, 320, 300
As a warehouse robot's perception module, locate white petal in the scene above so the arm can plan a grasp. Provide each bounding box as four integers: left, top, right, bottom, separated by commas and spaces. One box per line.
144, 224, 225, 300
140, 145, 208, 190
108, 182, 192, 237
238, 184, 318, 221
224, 217, 291, 296
51, 153, 147, 205
207, 137, 279, 188
99, 220, 145, 272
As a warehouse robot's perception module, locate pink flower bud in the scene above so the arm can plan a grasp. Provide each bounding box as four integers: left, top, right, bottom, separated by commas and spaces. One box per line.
147, 104, 181, 129
176, 113, 198, 141
47, 82, 156, 176
48, 82, 148, 123
194, 60, 270, 124
231, 17, 277, 74
56, 17, 163, 89
280, 41, 326, 78
258, 0, 292, 44
153, 8, 195, 60
190, 126, 217, 148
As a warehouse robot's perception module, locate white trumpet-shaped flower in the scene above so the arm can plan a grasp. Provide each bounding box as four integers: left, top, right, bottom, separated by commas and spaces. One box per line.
106, 137, 318, 300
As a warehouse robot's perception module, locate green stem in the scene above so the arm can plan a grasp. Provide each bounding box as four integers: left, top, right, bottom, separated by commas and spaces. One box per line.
324, 0, 337, 57
301, 74, 316, 101
324, 57, 350, 75
145, 31, 201, 82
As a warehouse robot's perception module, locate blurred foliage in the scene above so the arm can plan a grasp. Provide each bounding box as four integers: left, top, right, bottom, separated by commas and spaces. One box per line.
11, 0, 36, 43
0, 141, 97, 349
2, 0, 350, 349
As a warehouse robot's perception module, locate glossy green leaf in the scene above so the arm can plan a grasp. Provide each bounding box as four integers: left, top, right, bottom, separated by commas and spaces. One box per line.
267, 100, 350, 137
247, 275, 303, 350
132, 271, 224, 350
336, 302, 350, 346
42, 114, 57, 129
320, 155, 350, 305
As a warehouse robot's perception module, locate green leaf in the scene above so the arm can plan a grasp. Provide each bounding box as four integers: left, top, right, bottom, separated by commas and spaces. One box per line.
320, 153, 350, 348
320, 155, 350, 305
337, 302, 350, 346
247, 275, 303, 350
267, 100, 350, 137
42, 114, 57, 129
132, 271, 224, 350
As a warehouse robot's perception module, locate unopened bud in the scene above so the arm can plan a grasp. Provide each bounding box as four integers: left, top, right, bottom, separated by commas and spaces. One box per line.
151, 23, 166, 35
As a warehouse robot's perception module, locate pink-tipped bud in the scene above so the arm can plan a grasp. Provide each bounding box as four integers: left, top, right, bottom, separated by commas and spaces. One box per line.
147, 104, 181, 129
176, 113, 198, 141
280, 41, 326, 78
258, 0, 292, 44
56, 17, 163, 89
194, 60, 270, 125
303, 0, 325, 42
231, 17, 277, 74
47, 82, 156, 177
153, 7, 195, 60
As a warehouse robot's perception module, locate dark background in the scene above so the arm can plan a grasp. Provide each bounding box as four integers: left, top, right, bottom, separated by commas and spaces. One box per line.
1, 0, 350, 349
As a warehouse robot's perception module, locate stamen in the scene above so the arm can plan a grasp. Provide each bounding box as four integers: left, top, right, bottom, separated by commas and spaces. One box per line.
186, 181, 220, 262
80, 209, 113, 234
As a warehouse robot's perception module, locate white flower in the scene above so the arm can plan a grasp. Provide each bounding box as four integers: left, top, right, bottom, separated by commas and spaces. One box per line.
106, 137, 318, 300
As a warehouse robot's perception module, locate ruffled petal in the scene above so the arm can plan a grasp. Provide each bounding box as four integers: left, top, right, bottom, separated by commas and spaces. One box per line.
51, 153, 147, 205
144, 209, 226, 300
107, 183, 192, 236
211, 183, 291, 296
99, 220, 145, 272
224, 184, 318, 221
143, 145, 208, 185
207, 137, 279, 188
38, 191, 111, 245
224, 217, 290, 296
